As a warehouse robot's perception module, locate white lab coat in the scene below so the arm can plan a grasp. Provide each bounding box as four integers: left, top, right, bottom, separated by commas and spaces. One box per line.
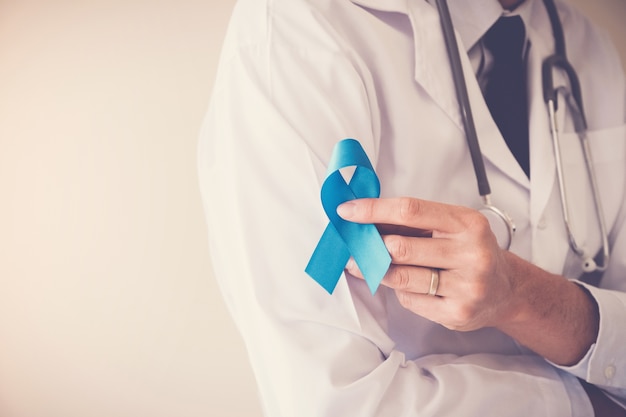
198, 0, 626, 415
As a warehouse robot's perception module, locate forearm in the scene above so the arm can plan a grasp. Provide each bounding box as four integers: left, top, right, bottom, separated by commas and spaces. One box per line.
339, 197, 602, 366
496, 251, 599, 366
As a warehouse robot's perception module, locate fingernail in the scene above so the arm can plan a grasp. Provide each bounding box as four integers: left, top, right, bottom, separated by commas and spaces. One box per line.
337, 201, 356, 219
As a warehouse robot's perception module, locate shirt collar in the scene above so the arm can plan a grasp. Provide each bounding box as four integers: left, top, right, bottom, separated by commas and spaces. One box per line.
424, 0, 537, 51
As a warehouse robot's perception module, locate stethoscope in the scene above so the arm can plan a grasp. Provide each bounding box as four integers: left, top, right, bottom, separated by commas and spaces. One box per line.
434, 0, 610, 273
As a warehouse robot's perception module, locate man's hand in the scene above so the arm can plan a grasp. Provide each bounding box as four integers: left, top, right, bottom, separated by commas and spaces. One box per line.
338, 197, 599, 366
341, 197, 516, 331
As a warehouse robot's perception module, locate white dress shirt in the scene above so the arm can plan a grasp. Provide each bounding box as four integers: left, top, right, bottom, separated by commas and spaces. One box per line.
198, 0, 626, 415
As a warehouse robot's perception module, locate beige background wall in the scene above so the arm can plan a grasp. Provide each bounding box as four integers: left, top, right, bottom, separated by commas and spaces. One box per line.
0, 1, 624, 417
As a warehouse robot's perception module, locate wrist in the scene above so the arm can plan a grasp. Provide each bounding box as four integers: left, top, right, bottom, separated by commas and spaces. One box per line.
495, 253, 599, 365
494, 251, 549, 327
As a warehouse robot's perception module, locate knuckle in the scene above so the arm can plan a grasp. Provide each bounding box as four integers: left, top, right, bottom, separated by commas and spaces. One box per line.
471, 210, 492, 231
396, 290, 416, 311
449, 304, 476, 330
468, 245, 495, 275
436, 240, 453, 260
468, 280, 488, 301
467, 211, 490, 235
398, 197, 420, 222
393, 267, 412, 290
461, 210, 489, 235
385, 235, 409, 262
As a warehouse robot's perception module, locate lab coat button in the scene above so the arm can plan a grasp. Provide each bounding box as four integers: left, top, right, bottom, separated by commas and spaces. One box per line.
605, 365, 616, 380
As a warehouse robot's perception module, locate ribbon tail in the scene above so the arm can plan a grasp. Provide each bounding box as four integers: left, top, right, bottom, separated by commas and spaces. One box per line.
306, 138, 390, 294
305, 223, 350, 294
348, 223, 391, 294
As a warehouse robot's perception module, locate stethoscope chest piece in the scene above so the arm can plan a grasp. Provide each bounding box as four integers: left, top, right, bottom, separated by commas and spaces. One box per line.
479, 199, 516, 250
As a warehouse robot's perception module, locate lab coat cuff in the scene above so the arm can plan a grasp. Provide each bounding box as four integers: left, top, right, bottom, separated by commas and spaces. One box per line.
548, 343, 594, 381
554, 281, 626, 389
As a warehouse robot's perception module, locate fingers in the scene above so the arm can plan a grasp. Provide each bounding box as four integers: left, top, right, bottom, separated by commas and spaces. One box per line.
347, 256, 488, 331
383, 234, 459, 270
338, 197, 484, 237
340, 197, 497, 269
346, 257, 450, 297
393, 291, 469, 330
339, 197, 507, 332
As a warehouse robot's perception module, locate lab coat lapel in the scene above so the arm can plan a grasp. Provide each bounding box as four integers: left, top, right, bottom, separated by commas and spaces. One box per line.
350, 0, 530, 187
349, 0, 459, 128
349, 0, 409, 14
405, 0, 530, 188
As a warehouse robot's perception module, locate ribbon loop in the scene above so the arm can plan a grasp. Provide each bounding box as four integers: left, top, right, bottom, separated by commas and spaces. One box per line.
305, 139, 391, 294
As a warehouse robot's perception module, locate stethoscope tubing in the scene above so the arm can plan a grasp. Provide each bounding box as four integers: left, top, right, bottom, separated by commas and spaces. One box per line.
434, 0, 610, 272
547, 91, 610, 272
435, 0, 516, 250
434, 0, 491, 200
541, 0, 609, 272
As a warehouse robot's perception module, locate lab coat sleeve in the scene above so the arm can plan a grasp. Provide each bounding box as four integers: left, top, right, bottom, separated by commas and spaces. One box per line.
559, 169, 626, 407
197, 11, 590, 417
573, 283, 626, 408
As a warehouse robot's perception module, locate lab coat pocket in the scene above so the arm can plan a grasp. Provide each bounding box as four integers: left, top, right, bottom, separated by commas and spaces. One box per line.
559, 124, 626, 256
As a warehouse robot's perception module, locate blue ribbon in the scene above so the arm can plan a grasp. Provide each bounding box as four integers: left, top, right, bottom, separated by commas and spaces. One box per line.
305, 139, 391, 294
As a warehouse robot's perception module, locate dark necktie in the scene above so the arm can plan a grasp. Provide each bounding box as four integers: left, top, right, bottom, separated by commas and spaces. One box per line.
484, 16, 530, 177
